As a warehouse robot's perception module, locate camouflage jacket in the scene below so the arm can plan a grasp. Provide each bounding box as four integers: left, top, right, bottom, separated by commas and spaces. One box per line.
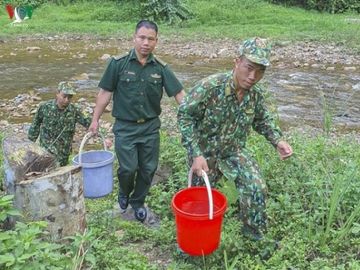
177, 71, 282, 158
28, 100, 91, 166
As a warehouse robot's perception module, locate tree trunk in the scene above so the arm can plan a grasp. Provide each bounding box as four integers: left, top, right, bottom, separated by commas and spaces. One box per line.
13, 165, 86, 240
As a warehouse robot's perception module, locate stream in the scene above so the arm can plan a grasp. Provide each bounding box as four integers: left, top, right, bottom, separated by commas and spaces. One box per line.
0, 38, 359, 136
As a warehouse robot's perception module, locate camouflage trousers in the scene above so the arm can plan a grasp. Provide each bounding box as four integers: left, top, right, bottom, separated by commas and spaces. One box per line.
190, 149, 267, 239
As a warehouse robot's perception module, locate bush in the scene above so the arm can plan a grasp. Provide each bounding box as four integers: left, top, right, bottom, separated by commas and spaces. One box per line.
140, 0, 193, 24
1, 0, 47, 8
267, 0, 360, 13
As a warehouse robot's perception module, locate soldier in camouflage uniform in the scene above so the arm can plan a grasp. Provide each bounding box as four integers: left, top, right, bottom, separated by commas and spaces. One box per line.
28, 81, 91, 166
89, 20, 185, 222
178, 37, 293, 240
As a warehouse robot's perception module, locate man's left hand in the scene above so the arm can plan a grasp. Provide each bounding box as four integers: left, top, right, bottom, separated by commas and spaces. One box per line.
277, 140, 293, 160
104, 138, 113, 149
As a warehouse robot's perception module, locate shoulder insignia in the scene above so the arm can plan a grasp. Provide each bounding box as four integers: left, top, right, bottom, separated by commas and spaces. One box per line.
154, 55, 167, 66
113, 52, 129, 61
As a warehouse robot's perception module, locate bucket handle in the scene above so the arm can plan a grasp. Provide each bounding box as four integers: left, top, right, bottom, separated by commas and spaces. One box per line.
78, 132, 107, 165
188, 170, 213, 220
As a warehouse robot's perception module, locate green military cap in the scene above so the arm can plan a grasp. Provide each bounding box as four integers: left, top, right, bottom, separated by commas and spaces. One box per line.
238, 37, 272, 66
58, 81, 76, 95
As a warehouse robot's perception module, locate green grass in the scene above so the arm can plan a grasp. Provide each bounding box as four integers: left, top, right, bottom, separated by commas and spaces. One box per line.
83, 131, 360, 269
1, 129, 360, 268
1, 0, 360, 268
0, 0, 359, 51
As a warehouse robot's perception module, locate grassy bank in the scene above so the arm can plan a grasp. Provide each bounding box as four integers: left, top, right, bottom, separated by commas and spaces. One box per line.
1, 0, 360, 268
1, 130, 360, 269
0, 0, 359, 51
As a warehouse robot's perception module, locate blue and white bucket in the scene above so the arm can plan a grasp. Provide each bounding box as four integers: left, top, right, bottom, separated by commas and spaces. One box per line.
73, 132, 114, 198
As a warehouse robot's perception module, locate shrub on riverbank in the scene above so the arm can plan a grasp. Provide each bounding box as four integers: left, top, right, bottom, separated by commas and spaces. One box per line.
0, 0, 359, 51
267, 0, 360, 13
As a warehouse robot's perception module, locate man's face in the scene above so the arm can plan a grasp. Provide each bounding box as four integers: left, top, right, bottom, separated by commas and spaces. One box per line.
56, 91, 73, 109
233, 56, 266, 91
133, 26, 158, 58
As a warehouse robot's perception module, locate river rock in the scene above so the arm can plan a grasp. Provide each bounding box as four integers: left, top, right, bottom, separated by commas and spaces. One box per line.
71, 73, 89, 81
100, 54, 111, 61
26, 46, 41, 52
343, 66, 356, 71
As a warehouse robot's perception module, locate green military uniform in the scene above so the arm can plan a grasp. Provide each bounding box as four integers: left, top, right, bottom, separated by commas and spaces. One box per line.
178, 71, 282, 238
28, 100, 91, 166
98, 48, 183, 209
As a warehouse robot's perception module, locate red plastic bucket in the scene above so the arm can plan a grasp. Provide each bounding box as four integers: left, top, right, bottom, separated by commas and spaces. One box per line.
172, 171, 227, 256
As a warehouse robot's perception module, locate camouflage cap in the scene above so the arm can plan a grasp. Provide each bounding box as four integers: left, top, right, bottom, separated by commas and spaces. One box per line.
58, 81, 76, 95
238, 37, 272, 66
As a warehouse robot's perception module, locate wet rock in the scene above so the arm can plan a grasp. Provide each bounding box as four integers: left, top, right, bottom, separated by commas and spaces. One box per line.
293, 61, 301, 67
344, 66, 356, 71
104, 104, 112, 112
217, 48, 229, 57
209, 53, 217, 59
103, 122, 112, 130
26, 46, 41, 52
77, 97, 86, 103
72, 53, 87, 59
311, 63, 322, 68
1, 93, 43, 119
31, 96, 42, 101
353, 83, 360, 91
0, 120, 9, 126
71, 73, 89, 80
112, 204, 161, 228
100, 53, 111, 61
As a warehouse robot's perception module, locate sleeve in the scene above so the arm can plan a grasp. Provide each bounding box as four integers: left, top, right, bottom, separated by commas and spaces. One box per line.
177, 82, 209, 157
162, 65, 184, 97
28, 103, 44, 142
98, 58, 120, 92
252, 91, 282, 147
75, 105, 92, 128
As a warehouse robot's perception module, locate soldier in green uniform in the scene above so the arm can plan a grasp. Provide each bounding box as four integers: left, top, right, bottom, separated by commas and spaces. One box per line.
89, 20, 185, 222
178, 37, 293, 240
28, 81, 92, 166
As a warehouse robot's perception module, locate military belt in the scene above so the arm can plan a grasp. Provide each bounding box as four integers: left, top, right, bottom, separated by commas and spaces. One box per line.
116, 117, 156, 124
136, 119, 146, 123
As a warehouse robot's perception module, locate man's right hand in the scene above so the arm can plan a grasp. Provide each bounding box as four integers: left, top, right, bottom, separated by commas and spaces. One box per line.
88, 121, 99, 135
191, 155, 209, 177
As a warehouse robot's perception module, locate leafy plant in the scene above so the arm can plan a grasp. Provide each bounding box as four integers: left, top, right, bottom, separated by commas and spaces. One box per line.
140, 0, 193, 24
0, 195, 21, 231
1, 0, 46, 8
64, 229, 97, 270
267, 0, 360, 13
320, 91, 333, 136
0, 220, 70, 269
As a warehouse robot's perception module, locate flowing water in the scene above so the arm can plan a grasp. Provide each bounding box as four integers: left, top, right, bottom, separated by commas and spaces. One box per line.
1, 39, 359, 135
